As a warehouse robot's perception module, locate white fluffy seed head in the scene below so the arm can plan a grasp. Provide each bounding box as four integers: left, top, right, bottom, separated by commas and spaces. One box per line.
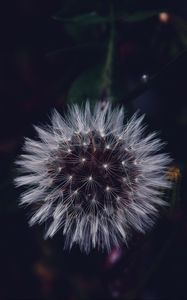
14, 101, 172, 253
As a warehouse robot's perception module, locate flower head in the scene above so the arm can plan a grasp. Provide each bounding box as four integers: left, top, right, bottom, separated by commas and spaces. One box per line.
15, 102, 171, 253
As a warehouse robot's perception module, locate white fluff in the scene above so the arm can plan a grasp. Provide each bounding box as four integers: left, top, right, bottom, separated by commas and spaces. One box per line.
15, 102, 171, 253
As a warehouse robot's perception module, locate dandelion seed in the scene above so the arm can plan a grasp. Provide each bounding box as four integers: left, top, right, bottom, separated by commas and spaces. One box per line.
14, 101, 171, 253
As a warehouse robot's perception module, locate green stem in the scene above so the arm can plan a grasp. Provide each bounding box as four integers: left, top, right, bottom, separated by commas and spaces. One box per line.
101, 1, 115, 100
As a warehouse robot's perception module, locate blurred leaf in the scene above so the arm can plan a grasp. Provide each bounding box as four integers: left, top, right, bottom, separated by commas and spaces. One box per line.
53, 7, 162, 43
120, 10, 161, 22
67, 66, 103, 104
67, 66, 126, 105
53, 10, 162, 24
53, 0, 103, 19
53, 11, 108, 24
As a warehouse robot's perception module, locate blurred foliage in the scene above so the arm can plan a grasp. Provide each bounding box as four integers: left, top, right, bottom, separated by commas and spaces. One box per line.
47, 0, 187, 104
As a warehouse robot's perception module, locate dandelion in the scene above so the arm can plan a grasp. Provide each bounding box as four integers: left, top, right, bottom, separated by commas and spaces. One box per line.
15, 102, 171, 253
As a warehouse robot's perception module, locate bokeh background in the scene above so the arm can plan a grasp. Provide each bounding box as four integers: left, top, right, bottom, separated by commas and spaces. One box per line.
0, 0, 187, 299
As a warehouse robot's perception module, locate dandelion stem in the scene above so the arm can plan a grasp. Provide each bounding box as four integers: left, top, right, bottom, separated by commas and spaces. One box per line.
100, 1, 115, 102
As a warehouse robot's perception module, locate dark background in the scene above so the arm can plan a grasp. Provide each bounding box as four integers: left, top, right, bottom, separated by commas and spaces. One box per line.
0, 0, 187, 299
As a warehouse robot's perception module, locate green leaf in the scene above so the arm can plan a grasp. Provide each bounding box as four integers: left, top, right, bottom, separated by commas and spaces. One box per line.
53, 11, 108, 24
67, 66, 104, 104
53, 10, 162, 24
56, 12, 108, 42
119, 10, 162, 22
67, 65, 125, 105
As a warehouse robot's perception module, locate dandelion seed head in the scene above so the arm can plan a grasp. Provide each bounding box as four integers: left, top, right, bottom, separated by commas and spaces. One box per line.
15, 102, 171, 253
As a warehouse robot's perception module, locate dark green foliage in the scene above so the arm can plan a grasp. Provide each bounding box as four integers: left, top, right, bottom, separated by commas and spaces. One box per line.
50, 0, 187, 104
